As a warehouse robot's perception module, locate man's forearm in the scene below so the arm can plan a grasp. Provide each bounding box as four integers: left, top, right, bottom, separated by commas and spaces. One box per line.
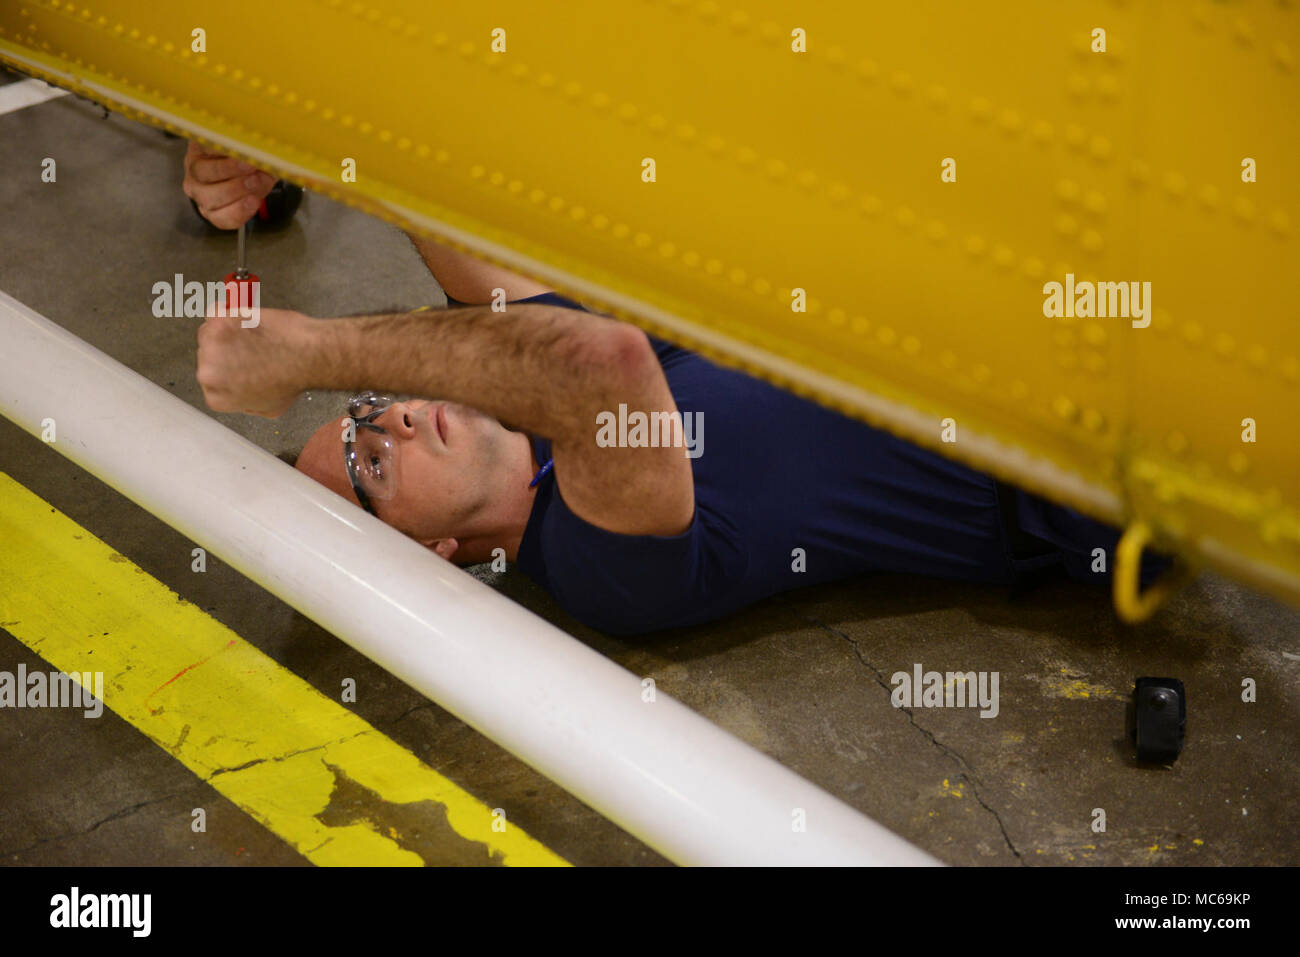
404, 233, 552, 303
302, 303, 655, 441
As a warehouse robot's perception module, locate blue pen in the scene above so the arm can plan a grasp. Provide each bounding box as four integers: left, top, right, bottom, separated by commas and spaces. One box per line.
529, 457, 554, 488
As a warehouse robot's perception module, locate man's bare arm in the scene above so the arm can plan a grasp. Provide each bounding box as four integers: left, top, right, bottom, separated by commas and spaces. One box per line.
197, 304, 694, 536
405, 233, 552, 304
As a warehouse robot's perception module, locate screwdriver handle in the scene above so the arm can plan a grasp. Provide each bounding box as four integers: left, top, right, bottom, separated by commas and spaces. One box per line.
223, 271, 260, 314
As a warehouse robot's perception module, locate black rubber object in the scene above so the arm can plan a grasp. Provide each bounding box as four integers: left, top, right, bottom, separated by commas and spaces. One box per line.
1131, 677, 1186, 764
258, 180, 304, 226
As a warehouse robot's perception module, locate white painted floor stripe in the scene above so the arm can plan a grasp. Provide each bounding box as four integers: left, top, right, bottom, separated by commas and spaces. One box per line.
0, 77, 69, 115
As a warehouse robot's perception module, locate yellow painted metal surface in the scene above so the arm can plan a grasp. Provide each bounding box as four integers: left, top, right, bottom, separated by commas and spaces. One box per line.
0, 472, 568, 866
1, 1, 1296, 614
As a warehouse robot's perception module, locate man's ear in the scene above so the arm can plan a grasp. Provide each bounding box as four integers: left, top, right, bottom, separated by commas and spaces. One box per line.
428, 537, 459, 561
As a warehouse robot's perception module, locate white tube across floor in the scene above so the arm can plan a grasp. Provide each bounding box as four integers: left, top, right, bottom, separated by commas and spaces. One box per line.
0, 289, 939, 866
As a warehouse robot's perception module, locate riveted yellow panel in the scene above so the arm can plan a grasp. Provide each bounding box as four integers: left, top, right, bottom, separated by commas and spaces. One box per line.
2, 1, 1297, 615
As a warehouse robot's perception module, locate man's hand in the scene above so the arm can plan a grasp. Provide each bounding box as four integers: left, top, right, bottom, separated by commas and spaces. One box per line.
183, 141, 277, 229
197, 307, 313, 417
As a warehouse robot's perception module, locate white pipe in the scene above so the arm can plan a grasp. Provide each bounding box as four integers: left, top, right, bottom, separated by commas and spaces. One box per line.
0, 289, 939, 866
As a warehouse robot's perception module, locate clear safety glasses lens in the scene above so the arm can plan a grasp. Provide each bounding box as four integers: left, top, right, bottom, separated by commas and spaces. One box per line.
346, 395, 401, 503
348, 426, 400, 502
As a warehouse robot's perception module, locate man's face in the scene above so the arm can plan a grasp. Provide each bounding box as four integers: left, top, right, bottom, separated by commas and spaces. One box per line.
296, 398, 513, 545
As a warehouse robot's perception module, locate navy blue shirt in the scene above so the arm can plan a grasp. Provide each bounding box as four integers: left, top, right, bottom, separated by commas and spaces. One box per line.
479, 292, 1172, 635
502, 293, 1039, 635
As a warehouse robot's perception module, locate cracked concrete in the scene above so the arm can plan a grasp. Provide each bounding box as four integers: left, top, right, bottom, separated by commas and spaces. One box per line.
5, 787, 197, 859
204, 731, 370, 780
1, 73, 1297, 866
1, 635, 306, 866
817, 617, 1024, 863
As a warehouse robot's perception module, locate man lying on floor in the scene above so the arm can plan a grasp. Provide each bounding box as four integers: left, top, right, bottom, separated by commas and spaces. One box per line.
194, 263, 1174, 637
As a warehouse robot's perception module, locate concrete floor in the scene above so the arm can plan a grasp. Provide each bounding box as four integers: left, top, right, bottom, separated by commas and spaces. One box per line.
1, 70, 1297, 866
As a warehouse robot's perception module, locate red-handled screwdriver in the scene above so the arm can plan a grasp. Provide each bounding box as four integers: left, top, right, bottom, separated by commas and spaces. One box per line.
222, 204, 264, 317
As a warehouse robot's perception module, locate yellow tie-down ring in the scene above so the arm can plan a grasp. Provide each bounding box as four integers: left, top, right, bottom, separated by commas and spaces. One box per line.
1112, 521, 1202, 625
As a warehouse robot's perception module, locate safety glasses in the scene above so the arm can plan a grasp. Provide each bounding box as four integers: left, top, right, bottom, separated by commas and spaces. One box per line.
342, 391, 402, 516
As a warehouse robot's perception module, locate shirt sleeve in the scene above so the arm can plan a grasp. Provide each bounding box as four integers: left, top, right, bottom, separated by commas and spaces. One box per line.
534, 481, 751, 636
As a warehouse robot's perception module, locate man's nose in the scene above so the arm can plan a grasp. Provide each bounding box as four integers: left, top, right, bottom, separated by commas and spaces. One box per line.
379, 403, 419, 438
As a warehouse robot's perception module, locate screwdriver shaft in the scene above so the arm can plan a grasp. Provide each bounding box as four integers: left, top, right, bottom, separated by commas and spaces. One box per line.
235, 221, 248, 279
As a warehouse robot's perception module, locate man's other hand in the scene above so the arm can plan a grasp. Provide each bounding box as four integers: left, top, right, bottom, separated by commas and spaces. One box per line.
183, 141, 277, 229
197, 307, 312, 417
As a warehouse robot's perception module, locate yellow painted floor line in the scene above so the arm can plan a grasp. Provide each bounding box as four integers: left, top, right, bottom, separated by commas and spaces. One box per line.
0, 471, 568, 866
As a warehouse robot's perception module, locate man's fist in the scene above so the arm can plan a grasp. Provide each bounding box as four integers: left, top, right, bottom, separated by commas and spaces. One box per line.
183, 141, 277, 229
197, 307, 313, 418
